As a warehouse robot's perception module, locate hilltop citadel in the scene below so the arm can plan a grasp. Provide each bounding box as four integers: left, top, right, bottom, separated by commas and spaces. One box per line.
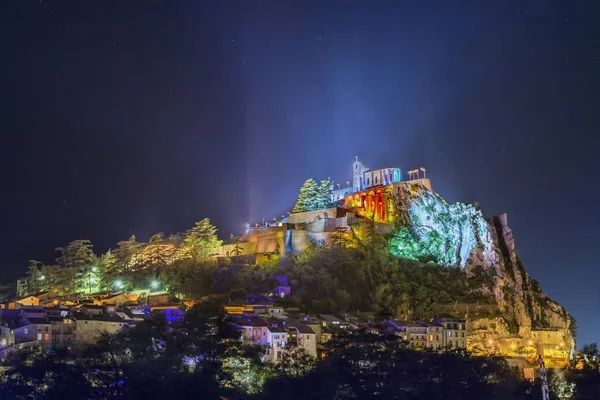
216, 157, 431, 262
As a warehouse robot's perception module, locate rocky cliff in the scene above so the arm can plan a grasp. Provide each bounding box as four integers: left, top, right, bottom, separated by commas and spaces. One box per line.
392, 182, 574, 361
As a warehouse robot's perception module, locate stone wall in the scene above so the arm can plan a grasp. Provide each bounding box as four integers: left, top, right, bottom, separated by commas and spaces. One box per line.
215, 242, 257, 257
288, 208, 348, 224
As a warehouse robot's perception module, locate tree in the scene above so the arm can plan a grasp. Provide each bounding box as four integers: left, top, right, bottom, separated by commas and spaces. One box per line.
183, 219, 222, 260
568, 343, 600, 399
55, 240, 96, 293
0, 350, 92, 399
271, 346, 317, 379
231, 241, 243, 257
23, 260, 43, 295
114, 235, 145, 274
98, 249, 119, 289
55, 240, 95, 270
161, 258, 213, 300
315, 179, 333, 210
292, 179, 319, 213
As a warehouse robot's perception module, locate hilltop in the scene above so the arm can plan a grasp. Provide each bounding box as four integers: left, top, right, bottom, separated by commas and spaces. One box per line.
15, 157, 574, 366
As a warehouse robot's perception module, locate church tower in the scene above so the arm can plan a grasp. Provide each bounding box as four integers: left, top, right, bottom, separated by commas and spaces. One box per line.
352, 156, 368, 191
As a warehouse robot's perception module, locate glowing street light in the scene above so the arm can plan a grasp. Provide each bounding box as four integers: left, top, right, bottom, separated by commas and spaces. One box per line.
420, 167, 426, 179
114, 280, 123, 289
151, 280, 160, 290
39, 275, 45, 281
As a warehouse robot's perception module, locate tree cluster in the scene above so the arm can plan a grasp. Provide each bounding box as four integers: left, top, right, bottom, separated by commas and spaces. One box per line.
292, 178, 333, 213
271, 238, 495, 318
19, 219, 222, 297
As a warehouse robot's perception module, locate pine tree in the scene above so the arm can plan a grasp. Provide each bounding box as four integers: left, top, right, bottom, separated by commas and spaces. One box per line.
183, 218, 223, 260
292, 179, 319, 212
316, 179, 333, 210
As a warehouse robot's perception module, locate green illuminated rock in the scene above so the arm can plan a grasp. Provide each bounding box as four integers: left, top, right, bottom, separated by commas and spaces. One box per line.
388, 183, 574, 361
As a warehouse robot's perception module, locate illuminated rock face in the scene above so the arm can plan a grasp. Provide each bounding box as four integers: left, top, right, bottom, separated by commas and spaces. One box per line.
393, 184, 575, 360
404, 189, 493, 268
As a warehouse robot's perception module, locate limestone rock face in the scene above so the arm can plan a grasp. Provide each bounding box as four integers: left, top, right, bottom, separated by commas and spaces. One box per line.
394, 183, 574, 358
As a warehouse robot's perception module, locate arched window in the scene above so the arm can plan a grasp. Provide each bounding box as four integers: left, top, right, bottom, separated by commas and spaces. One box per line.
367, 177, 370, 186
226, 251, 230, 256
375, 176, 378, 185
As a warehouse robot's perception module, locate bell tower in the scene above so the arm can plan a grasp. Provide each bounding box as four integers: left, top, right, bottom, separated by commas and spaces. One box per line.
352, 156, 368, 191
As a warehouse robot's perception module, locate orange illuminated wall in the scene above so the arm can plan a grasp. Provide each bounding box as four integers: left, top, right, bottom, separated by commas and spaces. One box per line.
343, 185, 395, 223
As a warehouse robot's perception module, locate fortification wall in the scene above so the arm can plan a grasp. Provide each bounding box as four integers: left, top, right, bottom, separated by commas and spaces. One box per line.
288, 208, 348, 224
215, 242, 257, 257
255, 230, 286, 253
244, 225, 287, 243
289, 230, 333, 252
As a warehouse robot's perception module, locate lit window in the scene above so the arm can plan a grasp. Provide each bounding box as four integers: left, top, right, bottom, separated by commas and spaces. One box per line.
37, 333, 42, 341
44, 334, 49, 341
24, 329, 28, 335
448, 332, 453, 337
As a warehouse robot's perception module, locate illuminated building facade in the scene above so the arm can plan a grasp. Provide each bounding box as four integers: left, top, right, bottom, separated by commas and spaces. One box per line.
331, 156, 403, 202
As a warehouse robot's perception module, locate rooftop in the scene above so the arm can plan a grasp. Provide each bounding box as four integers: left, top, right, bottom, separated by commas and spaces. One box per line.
434, 314, 465, 322
234, 317, 268, 328
294, 323, 315, 334
319, 314, 341, 322
72, 312, 124, 323
268, 324, 287, 333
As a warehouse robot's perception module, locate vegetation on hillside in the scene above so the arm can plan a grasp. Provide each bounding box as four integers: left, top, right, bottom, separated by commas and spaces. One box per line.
19, 218, 222, 297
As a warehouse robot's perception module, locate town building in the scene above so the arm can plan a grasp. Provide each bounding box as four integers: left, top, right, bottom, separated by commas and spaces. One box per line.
319, 314, 347, 330
434, 314, 467, 349
49, 316, 76, 350
265, 321, 288, 362
292, 323, 317, 358
72, 312, 126, 346
0, 309, 53, 358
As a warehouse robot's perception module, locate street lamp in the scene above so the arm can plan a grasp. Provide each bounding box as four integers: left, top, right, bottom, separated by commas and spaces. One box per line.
151, 280, 160, 291
420, 167, 426, 179
114, 280, 123, 289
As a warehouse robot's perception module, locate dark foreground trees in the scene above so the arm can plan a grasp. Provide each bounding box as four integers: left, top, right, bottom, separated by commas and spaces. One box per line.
261, 329, 538, 400
0, 304, 543, 400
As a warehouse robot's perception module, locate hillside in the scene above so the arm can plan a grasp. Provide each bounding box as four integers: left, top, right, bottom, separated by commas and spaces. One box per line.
385, 182, 574, 360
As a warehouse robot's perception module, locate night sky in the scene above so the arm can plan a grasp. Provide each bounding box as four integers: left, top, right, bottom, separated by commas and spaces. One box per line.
1, 1, 599, 346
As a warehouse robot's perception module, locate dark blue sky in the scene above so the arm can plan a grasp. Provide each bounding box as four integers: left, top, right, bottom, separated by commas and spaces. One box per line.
1, 1, 598, 346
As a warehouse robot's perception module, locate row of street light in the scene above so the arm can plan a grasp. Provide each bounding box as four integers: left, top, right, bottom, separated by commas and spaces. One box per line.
113, 280, 161, 291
